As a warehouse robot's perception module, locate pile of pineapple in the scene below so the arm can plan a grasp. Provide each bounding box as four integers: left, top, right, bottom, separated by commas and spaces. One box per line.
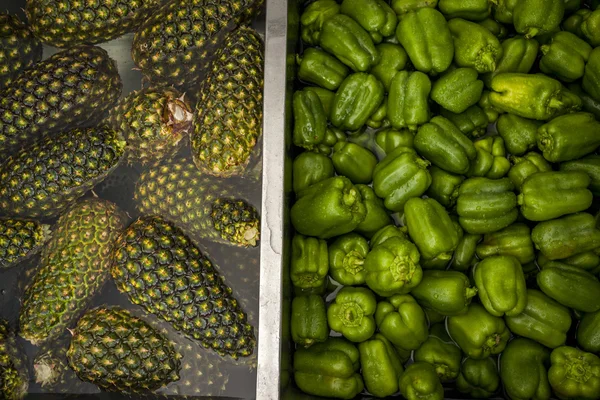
0, 0, 265, 398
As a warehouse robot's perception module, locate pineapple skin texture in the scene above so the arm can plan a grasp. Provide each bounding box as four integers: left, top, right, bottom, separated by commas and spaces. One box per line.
26, 0, 163, 48
110, 215, 256, 359
131, 0, 264, 87
0, 13, 42, 90
19, 199, 127, 345
67, 307, 181, 393
0, 218, 50, 270
0, 45, 122, 154
0, 125, 126, 218
0, 321, 28, 400
191, 27, 264, 178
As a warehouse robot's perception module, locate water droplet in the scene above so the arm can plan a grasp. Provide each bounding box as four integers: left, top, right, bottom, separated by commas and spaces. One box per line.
0, 289, 5, 295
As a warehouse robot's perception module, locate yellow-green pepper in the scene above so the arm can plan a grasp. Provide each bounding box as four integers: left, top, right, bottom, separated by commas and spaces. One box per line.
431, 68, 484, 114
426, 166, 465, 209
496, 113, 542, 156
340, 0, 397, 43
438, 0, 491, 21
375, 294, 428, 350
475, 223, 535, 264
414, 323, 463, 382
482, 36, 539, 88
500, 338, 552, 400
456, 357, 500, 398
328, 233, 369, 286
537, 261, 600, 312
358, 334, 404, 398
448, 18, 503, 73
540, 31, 593, 82
578, 309, 600, 353
327, 286, 377, 342
291, 294, 329, 348
370, 43, 408, 91
508, 151, 553, 191
332, 142, 378, 184
548, 346, 600, 400
355, 185, 392, 239
440, 105, 489, 139
468, 136, 511, 179
290, 234, 329, 290
297, 48, 350, 91
300, 0, 340, 46
537, 112, 600, 162
452, 233, 481, 271
387, 70, 432, 131
513, 0, 565, 38
399, 362, 444, 400
331, 72, 385, 131
411, 270, 478, 316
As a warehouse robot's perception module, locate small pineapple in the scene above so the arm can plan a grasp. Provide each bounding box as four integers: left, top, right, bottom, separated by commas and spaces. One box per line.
0, 13, 42, 90
0, 218, 50, 270
211, 199, 260, 247
106, 87, 193, 166
67, 307, 181, 393
110, 215, 256, 359
0, 320, 28, 400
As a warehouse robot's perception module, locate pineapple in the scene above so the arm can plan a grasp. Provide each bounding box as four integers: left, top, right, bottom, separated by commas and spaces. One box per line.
191, 26, 264, 178
26, 0, 163, 48
110, 215, 256, 359
131, 0, 264, 87
0, 320, 28, 400
0, 13, 42, 90
0, 125, 126, 218
67, 307, 181, 393
0, 218, 50, 270
19, 198, 127, 345
134, 157, 260, 247
0, 45, 122, 154
106, 87, 193, 166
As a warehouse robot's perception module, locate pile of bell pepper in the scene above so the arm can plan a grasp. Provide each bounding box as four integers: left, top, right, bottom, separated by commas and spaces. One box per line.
288, 0, 600, 399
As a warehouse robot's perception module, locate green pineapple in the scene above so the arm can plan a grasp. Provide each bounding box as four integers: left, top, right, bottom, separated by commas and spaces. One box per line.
191, 26, 264, 178
0, 125, 126, 218
0, 13, 42, 90
0, 45, 122, 154
67, 307, 181, 393
19, 198, 127, 345
0, 218, 50, 270
106, 87, 193, 166
110, 215, 256, 359
131, 0, 264, 87
134, 157, 260, 247
0, 320, 28, 400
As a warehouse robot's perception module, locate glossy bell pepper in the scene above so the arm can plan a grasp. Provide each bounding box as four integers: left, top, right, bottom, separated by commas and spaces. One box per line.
396, 7, 454, 75
563, 8, 592, 38
414, 323, 463, 382
431, 68, 484, 114
539, 31, 592, 82
414, 116, 477, 175
297, 48, 349, 91
366, 97, 389, 129
375, 294, 428, 350
293, 90, 327, 151
561, 155, 600, 196
290, 235, 329, 290
578, 310, 600, 353
303, 87, 335, 118
447, 303, 510, 359
468, 136, 511, 179
452, 233, 481, 271
358, 334, 403, 398
340, 0, 397, 43
505, 289, 572, 349
399, 362, 444, 400
478, 90, 501, 123
539, 251, 600, 274
426, 166, 464, 209
372, 146, 432, 212
456, 177, 518, 234
292, 152, 334, 194
364, 236, 423, 297
391, 0, 438, 14
294, 338, 364, 399
320, 15, 380, 72
508, 152, 553, 191
496, 114, 542, 156
583, 47, 600, 102
548, 346, 600, 400
332, 142, 378, 184
569, 82, 600, 119
369, 224, 408, 248
387, 70, 431, 131
448, 18, 503, 73
581, 9, 600, 46
456, 357, 500, 398
537, 261, 600, 312
500, 338, 552, 400
328, 233, 369, 286
327, 286, 376, 342
370, 44, 408, 91
331, 73, 384, 131
475, 223, 535, 264
482, 36, 539, 88
355, 185, 392, 239
300, 0, 340, 45
411, 270, 478, 316
440, 105, 489, 139
438, 0, 491, 20
538, 112, 600, 162
493, 0, 517, 24
513, 0, 565, 38
478, 18, 508, 38
374, 128, 414, 155
291, 295, 328, 348
291, 176, 367, 239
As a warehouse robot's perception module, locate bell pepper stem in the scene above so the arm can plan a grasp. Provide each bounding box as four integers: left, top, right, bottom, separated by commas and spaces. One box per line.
525, 28, 539, 40
465, 287, 478, 301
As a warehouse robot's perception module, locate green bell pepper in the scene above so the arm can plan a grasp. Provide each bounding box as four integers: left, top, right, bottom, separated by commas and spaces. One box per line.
292, 152, 334, 194
297, 48, 349, 91
475, 223, 535, 264
448, 18, 503, 74
548, 346, 600, 400
496, 114, 542, 156
452, 233, 481, 271
372, 146, 432, 212
300, 0, 340, 46
294, 338, 364, 399
396, 7, 454, 75
375, 294, 428, 350
518, 171, 593, 222
366, 97, 389, 129
561, 155, 600, 196
291, 295, 328, 348
493, 0, 517, 24
374, 128, 414, 155
331, 73, 384, 131
569, 82, 600, 119
327, 286, 376, 342
414, 323, 463, 382
447, 303, 511, 359
438, 0, 491, 20
411, 270, 478, 316
539, 251, 600, 273
583, 47, 600, 102
355, 185, 392, 239
391, 0, 438, 14
538, 112, 600, 162
332, 142, 378, 184
291, 234, 329, 290
414, 116, 477, 175
399, 362, 444, 400
513, 0, 565, 38
563, 8, 592, 38
431, 68, 484, 114
456, 177, 518, 234
364, 236, 423, 297
320, 14, 380, 72
505, 289, 572, 349
478, 90, 501, 123
370, 43, 408, 91
482, 36, 539, 88
578, 310, 600, 353
302, 87, 335, 118
478, 18, 508, 39
508, 152, 553, 191
440, 105, 489, 139
291, 176, 367, 239
468, 136, 511, 179
387, 70, 432, 131
537, 261, 600, 312
293, 90, 327, 151
405, 197, 460, 267
540, 31, 593, 82
358, 334, 403, 398
369, 224, 408, 249
456, 357, 500, 398
582, 9, 600, 46
500, 338, 552, 400
426, 166, 464, 209
340, 0, 397, 43
424, 308, 446, 325
328, 233, 369, 286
